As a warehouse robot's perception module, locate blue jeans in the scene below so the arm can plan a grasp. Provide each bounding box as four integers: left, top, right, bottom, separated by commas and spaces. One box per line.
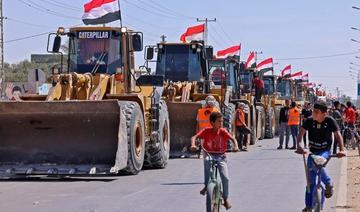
290, 125, 299, 148
204, 153, 229, 199
305, 150, 332, 208
279, 122, 290, 147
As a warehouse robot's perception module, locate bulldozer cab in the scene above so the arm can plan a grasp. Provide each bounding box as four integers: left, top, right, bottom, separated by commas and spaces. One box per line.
239, 70, 254, 94
155, 42, 208, 82
276, 78, 292, 99
263, 75, 276, 95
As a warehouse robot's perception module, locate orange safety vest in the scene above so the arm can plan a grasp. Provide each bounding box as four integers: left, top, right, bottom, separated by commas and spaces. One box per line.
288, 108, 300, 126
197, 107, 219, 132
235, 109, 246, 127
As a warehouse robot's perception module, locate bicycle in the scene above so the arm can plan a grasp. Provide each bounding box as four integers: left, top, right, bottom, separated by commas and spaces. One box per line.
204, 150, 223, 212
342, 125, 360, 155
307, 154, 337, 212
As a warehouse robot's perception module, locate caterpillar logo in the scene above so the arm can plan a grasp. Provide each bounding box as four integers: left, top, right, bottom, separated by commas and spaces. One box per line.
78, 31, 109, 39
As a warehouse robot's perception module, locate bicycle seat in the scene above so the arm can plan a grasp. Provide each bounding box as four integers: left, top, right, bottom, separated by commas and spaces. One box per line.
311, 155, 328, 166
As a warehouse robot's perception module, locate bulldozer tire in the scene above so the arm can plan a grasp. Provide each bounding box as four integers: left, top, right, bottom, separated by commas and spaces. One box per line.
257, 107, 266, 140
250, 105, 257, 145
120, 102, 145, 175
265, 108, 275, 139
144, 100, 170, 169
222, 103, 236, 136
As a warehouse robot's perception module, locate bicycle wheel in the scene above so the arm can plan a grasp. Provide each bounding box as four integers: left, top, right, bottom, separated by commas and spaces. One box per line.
314, 187, 322, 212
206, 183, 221, 212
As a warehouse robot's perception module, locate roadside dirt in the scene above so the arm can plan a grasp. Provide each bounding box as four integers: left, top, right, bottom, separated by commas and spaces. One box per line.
347, 150, 360, 211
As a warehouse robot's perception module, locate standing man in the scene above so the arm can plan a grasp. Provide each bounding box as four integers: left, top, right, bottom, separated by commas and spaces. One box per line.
277, 99, 291, 149
288, 101, 301, 150
235, 102, 248, 151
301, 103, 312, 148
331, 101, 344, 154
295, 101, 346, 212
252, 74, 264, 103
344, 101, 356, 129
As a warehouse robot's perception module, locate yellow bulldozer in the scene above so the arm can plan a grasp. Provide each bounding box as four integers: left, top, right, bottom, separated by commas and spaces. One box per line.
0, 26, 171, 177
145, 41, 237, 156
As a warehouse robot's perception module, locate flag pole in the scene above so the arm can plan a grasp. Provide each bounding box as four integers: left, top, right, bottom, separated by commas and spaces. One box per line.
117, 0, 123, 28
238, 43, 241, 62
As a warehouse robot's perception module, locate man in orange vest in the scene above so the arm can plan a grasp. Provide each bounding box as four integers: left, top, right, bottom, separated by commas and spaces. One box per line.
235, 102, 248, 151
196, 95, 220, 132
288, 101, 300, 149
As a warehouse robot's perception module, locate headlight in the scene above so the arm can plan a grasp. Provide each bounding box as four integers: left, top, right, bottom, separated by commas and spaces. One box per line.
121, 27, 127, 33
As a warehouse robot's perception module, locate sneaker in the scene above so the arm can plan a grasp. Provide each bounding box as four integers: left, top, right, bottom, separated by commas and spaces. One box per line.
223, 199, 232, 210
302, 207, 313, 212
325, 183, 334, 198
290, 146, 296, 150
285, 146, 290, 149
200, 187, 207, 196
277, 146, 283, 150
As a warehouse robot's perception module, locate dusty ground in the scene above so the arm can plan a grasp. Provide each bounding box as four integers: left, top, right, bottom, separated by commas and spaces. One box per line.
347, 150, 360, 211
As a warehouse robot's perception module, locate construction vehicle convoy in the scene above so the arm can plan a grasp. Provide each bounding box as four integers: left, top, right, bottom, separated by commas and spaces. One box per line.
0, 26, 171, 177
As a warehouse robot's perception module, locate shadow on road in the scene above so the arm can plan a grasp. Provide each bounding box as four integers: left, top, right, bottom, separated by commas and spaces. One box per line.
161, 182, 203, 186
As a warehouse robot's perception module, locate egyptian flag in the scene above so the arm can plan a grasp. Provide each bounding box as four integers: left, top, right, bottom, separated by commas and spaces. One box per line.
301, 73, 309, 81
180, 24, 205, 43
245, 52, 256, 69
82, 0, 121, 25
216, 45, 241, 58
281, 64, 291, 76
290, 71, 303, 78
256, 57, 273, 73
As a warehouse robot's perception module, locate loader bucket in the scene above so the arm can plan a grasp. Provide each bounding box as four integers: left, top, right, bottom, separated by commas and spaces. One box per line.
0, 100, 128, 177
166, 102, 202, 157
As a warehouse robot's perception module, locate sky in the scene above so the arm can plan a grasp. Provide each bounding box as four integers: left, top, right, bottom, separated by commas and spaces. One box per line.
4, 0, 360, 98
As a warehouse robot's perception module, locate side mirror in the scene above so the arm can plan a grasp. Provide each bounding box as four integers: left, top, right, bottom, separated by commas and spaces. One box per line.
204, 46, 213, 59
52, 35, 62, 53
132, 34, 143, 52
145, 47, 154, 60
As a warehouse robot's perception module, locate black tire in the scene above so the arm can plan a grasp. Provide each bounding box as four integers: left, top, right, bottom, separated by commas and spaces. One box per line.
144, 100, 170, 169
120, 102, 145, 175
257, 107, 265, 140
206, 183, 221, 212
222, 103, 236, 150
265, 108, 275, 139
250, 105, 257, 145
314, 187, 322, 212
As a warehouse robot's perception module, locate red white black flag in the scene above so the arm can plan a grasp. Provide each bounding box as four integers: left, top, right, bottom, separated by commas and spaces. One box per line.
180, 24, 205, 43
281, 64, 291, 76
82, 0, 121, 25
256, 57, 273, 72
290, 71, 303, 78
216, 45, 241, 58
245, 52, 256, 69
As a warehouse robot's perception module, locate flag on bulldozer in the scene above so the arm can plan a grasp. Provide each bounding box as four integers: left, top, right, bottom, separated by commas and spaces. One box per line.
281, 64, 291, 76
82, 0, 121, 25
256, 57, 273, 73
180, 24, 205, 43
245, 52, 256, 69
301, 73, 309, 81
290, 71, 303, 78
216, 45, 241, 58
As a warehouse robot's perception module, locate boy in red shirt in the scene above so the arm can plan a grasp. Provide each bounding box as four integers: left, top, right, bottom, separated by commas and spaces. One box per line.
191, 112, 239, 210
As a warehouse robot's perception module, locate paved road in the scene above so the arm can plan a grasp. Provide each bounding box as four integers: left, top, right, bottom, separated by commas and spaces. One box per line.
0, 138, 344, 212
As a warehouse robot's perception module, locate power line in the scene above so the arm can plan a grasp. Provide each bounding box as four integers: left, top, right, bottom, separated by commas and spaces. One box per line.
274, 51, 360, 61
148, 0, 196, 19
135, 0, 180, 18
35, 0, 81, 12
17, 0, 79, 20
4, 31, 51, 43
6, 17, 55, 28
216, 21, 235, 44
122, 0, 180, 20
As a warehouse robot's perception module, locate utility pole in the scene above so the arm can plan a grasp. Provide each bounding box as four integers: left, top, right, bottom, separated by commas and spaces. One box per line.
0, 0, 4, 99
196, 18, 216, 46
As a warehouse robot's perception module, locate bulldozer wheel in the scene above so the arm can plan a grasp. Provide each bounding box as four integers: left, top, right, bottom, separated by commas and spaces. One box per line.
222, 103, 236, 150
144, 100, 170, 169
265, 108, 275, 139
249, 105, 257, 145
120, 102, 145, 175
257, 106, 266, 140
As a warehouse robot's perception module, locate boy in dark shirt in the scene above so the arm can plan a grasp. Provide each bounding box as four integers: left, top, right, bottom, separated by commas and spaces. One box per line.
191, 112, 239, 210
301, 102, 312, 148
295, 102, 346, 212
277, 99, 290, 149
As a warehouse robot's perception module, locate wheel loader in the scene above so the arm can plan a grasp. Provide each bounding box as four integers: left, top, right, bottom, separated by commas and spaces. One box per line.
0, 26, 171, 177
145, 41, 237, 157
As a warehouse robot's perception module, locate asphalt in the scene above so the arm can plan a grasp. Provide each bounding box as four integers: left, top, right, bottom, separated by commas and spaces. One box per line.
0, 137, 345, 212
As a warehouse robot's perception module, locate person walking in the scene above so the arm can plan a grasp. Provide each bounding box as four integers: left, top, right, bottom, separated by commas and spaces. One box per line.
288, 101, 301, 150
331, 101, 344, 154
277, 99, 291, 149
235, 102, 248, 151
301, 103, 312, 148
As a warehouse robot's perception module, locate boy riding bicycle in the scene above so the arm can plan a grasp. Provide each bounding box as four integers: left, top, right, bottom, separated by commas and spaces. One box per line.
295, 101, 346, 212
191, 111, 239, 210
